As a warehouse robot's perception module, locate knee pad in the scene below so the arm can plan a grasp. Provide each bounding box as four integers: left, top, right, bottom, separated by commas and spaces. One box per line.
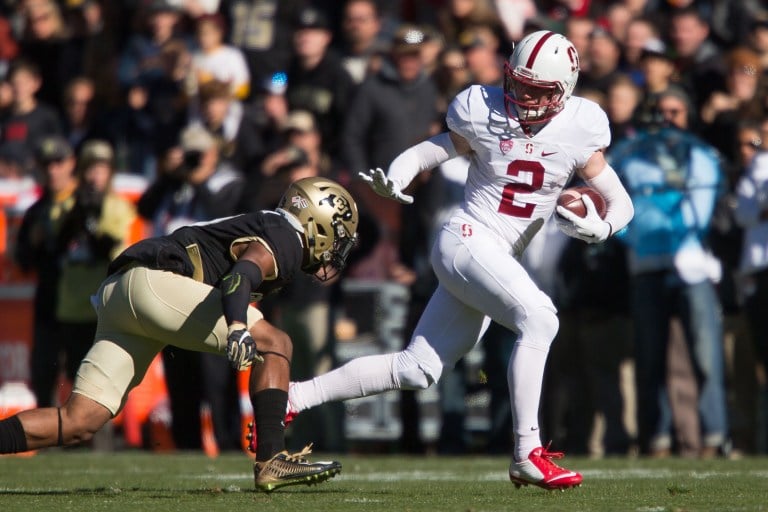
393, 337, 443, 390
517, 305, 559, 351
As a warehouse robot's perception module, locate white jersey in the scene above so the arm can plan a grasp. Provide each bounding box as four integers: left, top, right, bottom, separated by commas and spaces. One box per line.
446, 84, 610, 245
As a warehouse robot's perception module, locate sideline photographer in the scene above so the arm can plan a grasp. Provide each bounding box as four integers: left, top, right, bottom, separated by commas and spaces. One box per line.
56, 139, 136, 391
137, 123, 244, 235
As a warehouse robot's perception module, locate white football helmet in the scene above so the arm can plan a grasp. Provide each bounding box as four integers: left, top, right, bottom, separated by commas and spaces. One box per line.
504, 30, 580, 124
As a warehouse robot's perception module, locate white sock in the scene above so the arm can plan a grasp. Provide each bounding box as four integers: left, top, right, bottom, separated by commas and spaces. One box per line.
289, 353, 397, 412
509, 342, 548, 461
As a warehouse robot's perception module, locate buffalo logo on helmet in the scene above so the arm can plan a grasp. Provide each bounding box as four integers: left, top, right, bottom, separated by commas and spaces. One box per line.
319, 193, 354, 224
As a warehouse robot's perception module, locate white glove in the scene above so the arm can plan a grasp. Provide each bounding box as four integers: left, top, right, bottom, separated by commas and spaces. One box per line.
358, 168, 414, 204
555, 194, 611, 244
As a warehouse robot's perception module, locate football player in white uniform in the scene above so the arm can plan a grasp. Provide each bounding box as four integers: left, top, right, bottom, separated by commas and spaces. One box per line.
286, 30, 634, 489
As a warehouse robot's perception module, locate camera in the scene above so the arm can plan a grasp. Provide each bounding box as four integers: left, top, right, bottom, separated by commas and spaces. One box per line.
174, 150, 204, 177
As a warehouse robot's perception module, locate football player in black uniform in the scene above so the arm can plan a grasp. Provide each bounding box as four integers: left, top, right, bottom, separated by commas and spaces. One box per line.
0, 177, 358, 492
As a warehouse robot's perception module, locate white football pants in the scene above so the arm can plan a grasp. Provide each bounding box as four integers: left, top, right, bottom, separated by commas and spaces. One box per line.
290, 211, 559, 459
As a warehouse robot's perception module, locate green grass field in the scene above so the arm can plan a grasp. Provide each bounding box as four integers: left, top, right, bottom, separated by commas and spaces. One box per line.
1, 451, 767, 512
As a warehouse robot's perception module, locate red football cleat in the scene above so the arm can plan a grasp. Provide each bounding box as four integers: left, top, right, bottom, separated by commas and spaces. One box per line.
246, 405, 299, 454
509, 444, 582, 490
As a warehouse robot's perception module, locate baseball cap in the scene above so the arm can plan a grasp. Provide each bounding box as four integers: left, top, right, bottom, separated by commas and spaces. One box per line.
283, 110, 317, 133
180, 124, 215, 153
640, 38, 674, 61
35, 135, 73, 162
391, 25, 426, 55
295, 7, 330, 30
79, 139, 114, 168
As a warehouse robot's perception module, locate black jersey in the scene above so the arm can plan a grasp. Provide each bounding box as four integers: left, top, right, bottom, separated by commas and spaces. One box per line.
108, 211, 304, 297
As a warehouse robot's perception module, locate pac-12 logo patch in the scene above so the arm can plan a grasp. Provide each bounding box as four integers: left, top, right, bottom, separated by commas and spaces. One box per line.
292, 195, 309, 208
499, 139, 514, 154
461, 223, 473, 237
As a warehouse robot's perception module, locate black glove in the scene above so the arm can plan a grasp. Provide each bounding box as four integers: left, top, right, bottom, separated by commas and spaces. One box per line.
226, 328, 263, 370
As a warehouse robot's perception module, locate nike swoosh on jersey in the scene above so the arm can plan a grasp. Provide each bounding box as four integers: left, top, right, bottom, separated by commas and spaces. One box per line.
541, 151, 557, 157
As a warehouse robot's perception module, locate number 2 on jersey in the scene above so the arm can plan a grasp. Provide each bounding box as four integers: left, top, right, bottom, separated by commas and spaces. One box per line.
498, 160, 545, 218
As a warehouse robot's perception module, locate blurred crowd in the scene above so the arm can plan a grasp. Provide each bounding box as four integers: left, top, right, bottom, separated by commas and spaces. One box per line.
1, 0, 768, 458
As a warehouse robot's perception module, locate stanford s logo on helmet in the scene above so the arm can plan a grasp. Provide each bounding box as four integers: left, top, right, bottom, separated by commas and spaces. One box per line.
504, 30, 580, 124
277, 177, 359, 281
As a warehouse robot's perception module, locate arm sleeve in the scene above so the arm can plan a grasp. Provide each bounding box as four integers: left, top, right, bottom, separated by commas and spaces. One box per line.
386, 132, 458, 191
587, 164, 634, 235
220, 259, 263, 326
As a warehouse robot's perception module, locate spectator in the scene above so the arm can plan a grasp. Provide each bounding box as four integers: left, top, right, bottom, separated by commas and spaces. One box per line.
633, 38, 678, 128
605, 74, 642, 143
621, 15, 661, 86
611, 88, 729, 457
578, 27, 623, 95
224, 0, 306, 97
435, 0, 507, 53
0, 59, 62, 166
458, 25, 504, 86
734, 116, 768, 453
341, 24, 440, 278
709, 120, 762, 454
286, 6, 355, 158
700, 47, 767, 162
433, 46, 472, 116
186, 13, 250, 102
17, 0, 84, 111
338, 0, 385, 85
94, 80, 159, 177
61, 76, 97, 150
14, 135, 78, 407
668, 6, 724, 108
254, 110, 332, 210
237, 74, 293, 212
0, 142, 37, 210
55, 139, 135, 398
419, 24, 447, 78
603, 2, 633, 44
117, 0, 191, 154
193, 79, 263, 173
564, 16, 596, 75
71, 0, 122, 110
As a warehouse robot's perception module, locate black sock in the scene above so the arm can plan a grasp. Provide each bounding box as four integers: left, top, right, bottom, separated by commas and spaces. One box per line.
0, 416, 29, 454
253, 388, 288, 461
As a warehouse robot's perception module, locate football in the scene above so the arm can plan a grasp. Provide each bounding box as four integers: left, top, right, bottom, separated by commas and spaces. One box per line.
557, 186, 607, 219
